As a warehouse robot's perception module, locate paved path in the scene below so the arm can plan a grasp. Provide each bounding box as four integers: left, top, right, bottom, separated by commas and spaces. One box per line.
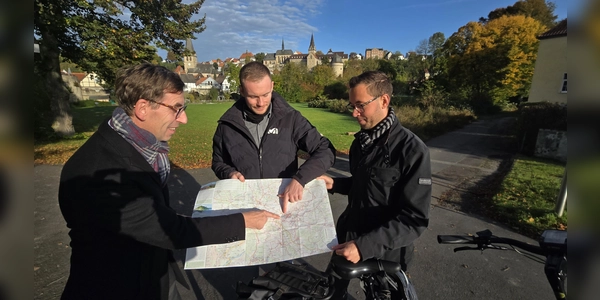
34, 116, 555, 299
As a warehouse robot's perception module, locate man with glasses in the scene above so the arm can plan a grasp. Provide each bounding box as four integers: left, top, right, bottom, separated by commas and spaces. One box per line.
59, 63, 279, 299
319, 71, 431, 299
212, 61, 336, 213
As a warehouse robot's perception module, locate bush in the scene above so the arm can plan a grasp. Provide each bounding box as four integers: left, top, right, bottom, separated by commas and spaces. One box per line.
516, 102, 567, 156
72, 100, 113, 108
327, 99, 349, 114
397, 105, 476, 141
307, 99, 329, 108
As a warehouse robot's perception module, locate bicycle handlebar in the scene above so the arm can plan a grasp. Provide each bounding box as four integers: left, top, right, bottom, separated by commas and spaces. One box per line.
437, 234, 546, 256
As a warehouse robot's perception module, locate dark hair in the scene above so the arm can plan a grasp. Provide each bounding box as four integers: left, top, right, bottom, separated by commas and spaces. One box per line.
239, 61, 271, 89
348, 71, 393, 98
114, 63, 184, 115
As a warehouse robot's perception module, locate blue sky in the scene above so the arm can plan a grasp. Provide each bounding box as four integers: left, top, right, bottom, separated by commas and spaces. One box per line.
168, 0, 570, 62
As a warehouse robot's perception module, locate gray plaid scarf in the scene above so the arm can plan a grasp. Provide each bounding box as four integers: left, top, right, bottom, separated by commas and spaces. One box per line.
356, 107, 396, 154
108, 107, 170, 185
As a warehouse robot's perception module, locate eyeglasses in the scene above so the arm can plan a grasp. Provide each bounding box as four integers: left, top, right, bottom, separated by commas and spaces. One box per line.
346, 96, 379, 113
148, 99, 187, 118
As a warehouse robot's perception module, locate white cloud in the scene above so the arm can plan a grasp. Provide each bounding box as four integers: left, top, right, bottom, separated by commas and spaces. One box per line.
177, 0, 322, 62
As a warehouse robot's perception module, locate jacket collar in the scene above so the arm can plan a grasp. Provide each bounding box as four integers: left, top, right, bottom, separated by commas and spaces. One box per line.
97, 118, 163, 185
220, 91, 294, 127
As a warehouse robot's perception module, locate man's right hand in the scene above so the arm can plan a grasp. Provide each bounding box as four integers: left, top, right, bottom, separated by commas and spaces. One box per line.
242, 210, 280, 230
229, 171, 246, 182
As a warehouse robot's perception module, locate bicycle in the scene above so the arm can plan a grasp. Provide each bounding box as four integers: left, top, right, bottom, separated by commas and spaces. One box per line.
236, 254, 417, 300
437, 229, 567, 300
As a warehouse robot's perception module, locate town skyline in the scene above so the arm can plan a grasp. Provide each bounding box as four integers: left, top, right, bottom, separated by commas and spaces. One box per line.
158, 0, 569, 63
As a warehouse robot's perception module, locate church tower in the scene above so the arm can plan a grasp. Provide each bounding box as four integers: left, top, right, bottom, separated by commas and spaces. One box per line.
308, 33, 316, 54
183, 38, 198, 71
306, 33, 318, 70
282, 38, 285, 51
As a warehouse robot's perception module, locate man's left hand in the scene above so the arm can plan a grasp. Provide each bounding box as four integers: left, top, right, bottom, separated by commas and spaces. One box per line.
278, 179, 303, 213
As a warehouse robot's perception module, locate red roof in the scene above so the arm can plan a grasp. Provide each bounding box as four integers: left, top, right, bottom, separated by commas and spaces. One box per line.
240, 52, 254, 59
538, 19, 567, 39
174, 65, 185, 74
71, 72, 86, 82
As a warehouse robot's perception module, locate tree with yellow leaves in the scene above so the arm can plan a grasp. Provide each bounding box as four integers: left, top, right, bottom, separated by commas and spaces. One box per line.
442, 15, 546, 112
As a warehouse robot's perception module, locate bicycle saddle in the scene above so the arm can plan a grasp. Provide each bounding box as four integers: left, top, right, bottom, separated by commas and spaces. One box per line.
330, 254, 403, 280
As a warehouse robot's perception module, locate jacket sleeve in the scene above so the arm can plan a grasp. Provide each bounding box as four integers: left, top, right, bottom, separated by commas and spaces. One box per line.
355, 146, 432, 261
59, 170, 246, 250
291, 112, 336, 186
211, 123, 237, 180
330, 177, 353, 195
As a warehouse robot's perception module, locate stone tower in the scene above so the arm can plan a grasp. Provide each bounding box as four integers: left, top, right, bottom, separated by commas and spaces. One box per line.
331, 53, 344, 78
183, 38, 198, 71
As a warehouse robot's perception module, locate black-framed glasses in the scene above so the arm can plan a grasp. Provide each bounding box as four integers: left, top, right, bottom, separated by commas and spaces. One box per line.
346, 96, 379, 113
148, 99, 187, 118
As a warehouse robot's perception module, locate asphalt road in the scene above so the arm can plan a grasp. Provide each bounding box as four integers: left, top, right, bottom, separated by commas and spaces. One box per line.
34, 115, 556, 299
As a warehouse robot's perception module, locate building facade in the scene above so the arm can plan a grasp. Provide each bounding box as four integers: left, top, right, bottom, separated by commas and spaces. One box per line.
528, 19, 567, 103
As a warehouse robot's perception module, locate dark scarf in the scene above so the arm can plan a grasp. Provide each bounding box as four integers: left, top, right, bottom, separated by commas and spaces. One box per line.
108, 107, 170, 185
356, 107, 396, 154
243, 103, 271, 124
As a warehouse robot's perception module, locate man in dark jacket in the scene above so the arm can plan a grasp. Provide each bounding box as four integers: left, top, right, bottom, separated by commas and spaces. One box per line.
212, 62, 335, 213
319, 71, 431, 299
59, 63, 279, 300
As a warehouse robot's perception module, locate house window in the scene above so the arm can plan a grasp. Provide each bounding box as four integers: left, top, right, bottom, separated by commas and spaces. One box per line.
560, 73, 567, 93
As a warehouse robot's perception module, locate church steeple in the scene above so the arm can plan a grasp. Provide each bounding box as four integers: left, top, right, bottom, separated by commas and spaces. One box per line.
183, 37, 197, 72
185, 38, 196, 53
308, 33, 316, 53
282, 38, 285, 50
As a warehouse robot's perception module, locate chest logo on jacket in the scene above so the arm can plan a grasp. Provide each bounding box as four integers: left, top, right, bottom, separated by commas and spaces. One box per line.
267, 128, 279, 135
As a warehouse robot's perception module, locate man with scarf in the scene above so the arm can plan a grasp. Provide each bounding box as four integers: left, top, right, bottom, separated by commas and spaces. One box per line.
211, 62, 335, 214
58, 63, 279, 300
319, 71, 432, 299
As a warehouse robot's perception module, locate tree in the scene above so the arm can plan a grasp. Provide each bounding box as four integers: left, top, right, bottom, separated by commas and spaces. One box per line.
34, 0, 207, 136
166, 50, 178, 63
209, 87, 220, 101
480, 0, 557, 28
254, 52, 266, 63
443, 15, 546, 111
224, 62, 241, 93
416, 39, 430, 56
427, 32, 446, 59
311, 65, 335, 88
272, 63, 311, 102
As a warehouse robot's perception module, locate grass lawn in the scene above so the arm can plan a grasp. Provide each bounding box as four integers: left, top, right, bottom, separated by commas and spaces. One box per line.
34, 102, 360, 168
492, 154, 567, 237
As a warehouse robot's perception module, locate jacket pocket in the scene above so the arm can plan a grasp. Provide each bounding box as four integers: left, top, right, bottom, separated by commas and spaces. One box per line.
366, 167, 400, 206
369, 167, 400, 187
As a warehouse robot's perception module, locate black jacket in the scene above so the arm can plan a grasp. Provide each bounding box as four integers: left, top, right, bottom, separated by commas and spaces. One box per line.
331, 117, 431, 265
59, 119, 246, 300
212, 92, 335, 186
